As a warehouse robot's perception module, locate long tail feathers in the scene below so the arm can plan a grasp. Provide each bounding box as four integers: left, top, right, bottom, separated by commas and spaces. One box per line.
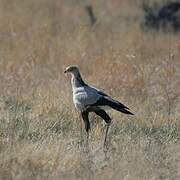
96, 97, 134, 115
112, 105, 134, 115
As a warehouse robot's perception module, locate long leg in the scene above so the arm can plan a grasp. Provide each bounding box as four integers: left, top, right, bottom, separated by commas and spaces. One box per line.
81, 111, 90, 146
104, 123, 110, 147
94, 109, 112, 147
75, 110, 83, 140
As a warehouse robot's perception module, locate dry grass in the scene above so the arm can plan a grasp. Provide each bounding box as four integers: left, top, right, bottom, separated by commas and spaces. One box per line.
0, 0, 180, 179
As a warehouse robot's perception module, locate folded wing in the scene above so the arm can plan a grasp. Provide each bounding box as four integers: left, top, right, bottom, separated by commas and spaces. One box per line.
93, 96, 134, 115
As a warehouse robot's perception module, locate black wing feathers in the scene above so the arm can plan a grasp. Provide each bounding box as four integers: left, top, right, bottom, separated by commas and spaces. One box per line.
94, 96, 134, 115
97, 90, 129, 109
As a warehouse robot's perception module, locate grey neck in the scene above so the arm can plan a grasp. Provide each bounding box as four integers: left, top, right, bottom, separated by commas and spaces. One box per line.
71, 71, 87, 89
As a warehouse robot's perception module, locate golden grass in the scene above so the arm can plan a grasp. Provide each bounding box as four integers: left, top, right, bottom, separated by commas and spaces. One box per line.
0, 0, 180, 179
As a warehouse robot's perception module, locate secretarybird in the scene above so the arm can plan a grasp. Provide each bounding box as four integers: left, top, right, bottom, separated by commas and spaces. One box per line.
64, 66, 134, 147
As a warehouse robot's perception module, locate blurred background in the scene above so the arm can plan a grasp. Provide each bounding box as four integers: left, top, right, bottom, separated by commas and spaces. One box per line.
0, 0, 180, 179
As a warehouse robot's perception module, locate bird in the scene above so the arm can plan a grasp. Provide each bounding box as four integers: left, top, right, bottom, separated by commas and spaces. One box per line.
64, 65, 134, 147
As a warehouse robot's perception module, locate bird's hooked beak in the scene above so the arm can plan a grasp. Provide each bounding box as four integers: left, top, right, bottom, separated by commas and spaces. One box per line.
64, 68, 69, 74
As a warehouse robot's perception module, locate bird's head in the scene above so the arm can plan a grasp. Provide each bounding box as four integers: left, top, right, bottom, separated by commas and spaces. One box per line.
64, 65, 80, 75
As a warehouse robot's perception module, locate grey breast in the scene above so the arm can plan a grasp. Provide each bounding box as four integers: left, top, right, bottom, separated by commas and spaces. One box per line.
73, 86, 101, 110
